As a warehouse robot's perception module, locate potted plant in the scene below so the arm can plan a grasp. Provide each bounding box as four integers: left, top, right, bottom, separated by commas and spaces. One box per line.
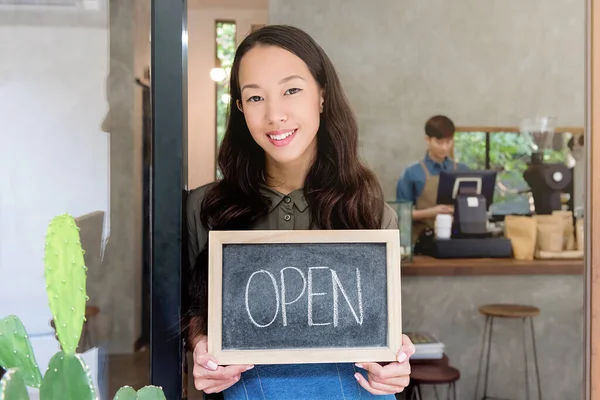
0, 214, 166, 400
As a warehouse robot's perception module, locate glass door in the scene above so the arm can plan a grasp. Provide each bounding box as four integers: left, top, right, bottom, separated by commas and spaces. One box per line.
0, 0, 188, 399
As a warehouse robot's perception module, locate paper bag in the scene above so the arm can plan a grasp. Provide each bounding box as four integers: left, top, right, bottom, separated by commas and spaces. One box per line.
534, 214, 564, 253
504, 215, 537, 260
576, 217, 585, 251
553, 210, 576, 250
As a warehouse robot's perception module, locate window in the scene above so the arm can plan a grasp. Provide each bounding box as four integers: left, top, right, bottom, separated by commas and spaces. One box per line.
214, 21, 236, 178
215, 21, 236, 148
453, 127, 576, 215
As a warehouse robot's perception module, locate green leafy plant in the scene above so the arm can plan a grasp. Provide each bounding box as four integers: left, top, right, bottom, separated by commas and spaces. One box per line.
0, 214, 167, 400
454, 130, 568, 213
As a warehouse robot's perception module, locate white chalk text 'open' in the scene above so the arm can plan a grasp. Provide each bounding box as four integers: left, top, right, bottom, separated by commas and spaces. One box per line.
244, 266, 364, 328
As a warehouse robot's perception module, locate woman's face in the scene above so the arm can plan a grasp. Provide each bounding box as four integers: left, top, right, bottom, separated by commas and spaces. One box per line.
237, 45, 324, 168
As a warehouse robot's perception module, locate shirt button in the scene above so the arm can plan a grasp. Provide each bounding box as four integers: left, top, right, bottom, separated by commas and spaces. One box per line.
283, 196, 291, 203
284, 214, 291, 221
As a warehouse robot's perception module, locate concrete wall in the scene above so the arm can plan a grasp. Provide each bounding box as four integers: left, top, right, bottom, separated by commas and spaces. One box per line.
403, 274, 583, 399
269, 1, 586, 398
269, 0, 586, 200
101, 0, 150, 353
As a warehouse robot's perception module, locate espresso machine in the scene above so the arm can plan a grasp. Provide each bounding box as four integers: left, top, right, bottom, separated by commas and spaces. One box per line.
520, 117, 572, 214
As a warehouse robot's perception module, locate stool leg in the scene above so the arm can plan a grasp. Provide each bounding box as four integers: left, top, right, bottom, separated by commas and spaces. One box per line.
447, 382, 456, 400
416, 384, 423, 400
529, 317, 542, 400
405, 385, 415, 400
522, 318, 530, 400
474, 315, 492, 400
482, 316, 494, 398
408, 385, 417, 400
434, 385, 440, 400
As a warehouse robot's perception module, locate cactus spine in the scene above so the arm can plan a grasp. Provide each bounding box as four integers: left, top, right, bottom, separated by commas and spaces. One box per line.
43, 213, 87, 354
0, 316, 42, 387
0, 368, 30, 400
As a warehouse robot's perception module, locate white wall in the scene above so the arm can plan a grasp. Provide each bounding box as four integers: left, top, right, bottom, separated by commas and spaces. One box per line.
0, 25, 109, 335
187, 6, 268, 189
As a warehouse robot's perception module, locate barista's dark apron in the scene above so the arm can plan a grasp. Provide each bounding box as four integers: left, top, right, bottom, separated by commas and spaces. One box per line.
412, 159, 456, 243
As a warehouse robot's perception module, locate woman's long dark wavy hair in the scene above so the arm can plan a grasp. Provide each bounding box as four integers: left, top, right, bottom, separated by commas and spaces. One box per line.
185, 25, 385, 343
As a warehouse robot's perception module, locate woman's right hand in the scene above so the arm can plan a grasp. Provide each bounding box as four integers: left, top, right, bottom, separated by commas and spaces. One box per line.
192, 335, 254, 394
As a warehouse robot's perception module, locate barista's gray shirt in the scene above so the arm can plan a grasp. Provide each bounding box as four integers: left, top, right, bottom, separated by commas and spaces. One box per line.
186, 183, 399, 266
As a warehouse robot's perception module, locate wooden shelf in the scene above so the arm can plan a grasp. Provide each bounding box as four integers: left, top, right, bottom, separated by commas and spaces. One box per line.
402, 256, 584, 276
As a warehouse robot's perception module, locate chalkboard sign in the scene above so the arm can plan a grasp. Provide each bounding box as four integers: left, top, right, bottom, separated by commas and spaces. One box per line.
207, 230, 402, 365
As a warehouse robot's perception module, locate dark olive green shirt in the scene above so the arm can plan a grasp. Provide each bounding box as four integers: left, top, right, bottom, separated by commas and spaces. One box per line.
186, 183, 399, 266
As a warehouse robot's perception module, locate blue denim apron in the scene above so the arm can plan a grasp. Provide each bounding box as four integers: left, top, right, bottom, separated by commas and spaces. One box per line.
224, 363, 396, 400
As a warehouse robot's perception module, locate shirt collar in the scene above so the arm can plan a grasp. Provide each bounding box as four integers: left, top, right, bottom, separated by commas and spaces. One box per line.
260, 184, 309, 213
424, 152, 452, 169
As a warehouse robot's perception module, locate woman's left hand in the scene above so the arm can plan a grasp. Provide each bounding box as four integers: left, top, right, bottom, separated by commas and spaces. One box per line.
354, 334, 416, 395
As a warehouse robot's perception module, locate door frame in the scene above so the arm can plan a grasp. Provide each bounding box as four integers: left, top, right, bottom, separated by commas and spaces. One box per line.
150, 0, 187, 399
587, 0, 599, 398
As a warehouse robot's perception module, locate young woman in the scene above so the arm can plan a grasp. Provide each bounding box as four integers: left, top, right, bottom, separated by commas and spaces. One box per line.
185, 24, 414, 399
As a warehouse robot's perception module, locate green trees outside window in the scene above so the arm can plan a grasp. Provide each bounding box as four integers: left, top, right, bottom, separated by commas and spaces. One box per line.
215, 22, 236, 150
453, 130, 569, 215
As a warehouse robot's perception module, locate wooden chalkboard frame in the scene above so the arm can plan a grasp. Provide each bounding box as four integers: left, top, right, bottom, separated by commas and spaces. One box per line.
207, 229, 402, 365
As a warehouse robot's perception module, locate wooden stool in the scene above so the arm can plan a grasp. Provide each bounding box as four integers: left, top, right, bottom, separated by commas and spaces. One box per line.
410, 353, 450, 367
474, 304, 542, 400
398, 354, 450, 399
409, 363, 460, 400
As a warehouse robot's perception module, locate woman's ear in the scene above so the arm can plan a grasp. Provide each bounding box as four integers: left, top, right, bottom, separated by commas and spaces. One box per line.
236, 99, 243, 113
319, 88, 325, 113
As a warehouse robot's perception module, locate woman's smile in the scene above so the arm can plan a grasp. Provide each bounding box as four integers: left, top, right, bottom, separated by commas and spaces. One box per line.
266, 128, 298, 147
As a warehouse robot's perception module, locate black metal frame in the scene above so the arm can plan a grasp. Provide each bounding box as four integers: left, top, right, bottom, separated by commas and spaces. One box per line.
150, 1, 188, 399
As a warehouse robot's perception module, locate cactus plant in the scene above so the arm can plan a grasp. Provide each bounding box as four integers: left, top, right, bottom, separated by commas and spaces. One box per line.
0, 214, 168, 399
44, 213, 87, 355
0, 316, 42, 387
0, 368, 29, 400
113, 385, 167, 400
137, 386, 168, 400
113, 386, 137, 399
39, 351, 95, 400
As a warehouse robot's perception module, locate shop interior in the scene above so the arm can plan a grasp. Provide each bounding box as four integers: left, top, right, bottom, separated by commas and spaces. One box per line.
0, 0, 587, 399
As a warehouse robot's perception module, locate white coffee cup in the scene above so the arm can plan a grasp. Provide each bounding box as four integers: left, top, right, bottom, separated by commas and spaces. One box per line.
435, 214, 453, 239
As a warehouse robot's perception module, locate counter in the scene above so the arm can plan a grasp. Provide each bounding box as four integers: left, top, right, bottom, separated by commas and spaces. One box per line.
400, 256, 584, 399
402, 256, 584, 276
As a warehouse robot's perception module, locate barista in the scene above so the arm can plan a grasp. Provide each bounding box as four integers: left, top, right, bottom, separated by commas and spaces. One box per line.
396, 115, 469, 242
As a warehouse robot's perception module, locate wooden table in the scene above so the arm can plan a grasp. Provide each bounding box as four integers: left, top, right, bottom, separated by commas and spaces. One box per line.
402, 256, 584, 276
